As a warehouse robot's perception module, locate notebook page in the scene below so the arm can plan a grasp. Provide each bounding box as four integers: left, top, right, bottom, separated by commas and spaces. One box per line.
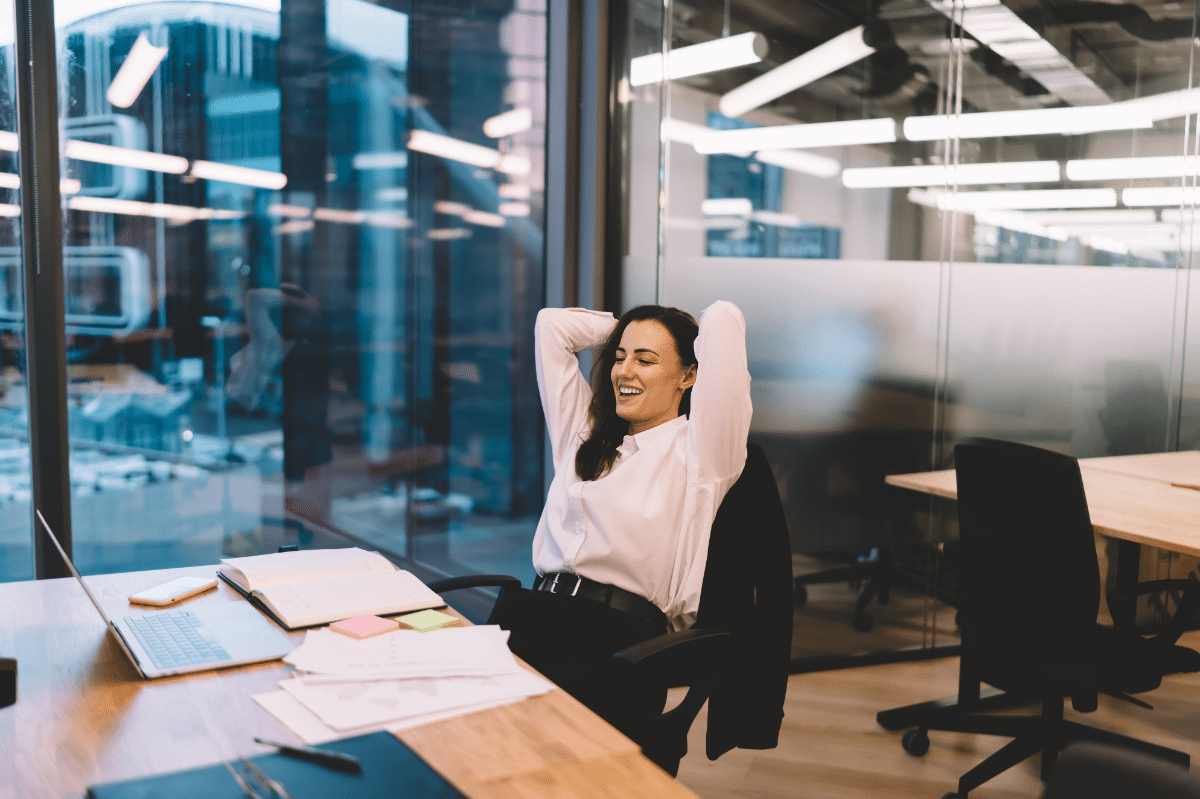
220, 548, 395, 591
257, 569, 442, 628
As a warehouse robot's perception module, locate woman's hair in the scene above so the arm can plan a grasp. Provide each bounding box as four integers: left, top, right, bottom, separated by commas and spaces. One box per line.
575, 305, 698, 481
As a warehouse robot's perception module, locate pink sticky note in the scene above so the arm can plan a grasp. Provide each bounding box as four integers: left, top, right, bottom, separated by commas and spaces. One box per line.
329, 615, 400, 639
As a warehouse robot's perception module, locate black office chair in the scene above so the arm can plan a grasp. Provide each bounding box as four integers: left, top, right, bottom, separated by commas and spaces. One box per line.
895, 438, 1200, 799
1042, 741, 1200, 799
426, 443, 792, 777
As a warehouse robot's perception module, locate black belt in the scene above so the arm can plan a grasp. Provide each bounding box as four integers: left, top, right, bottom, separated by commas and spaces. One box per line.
534, 572, 668, 630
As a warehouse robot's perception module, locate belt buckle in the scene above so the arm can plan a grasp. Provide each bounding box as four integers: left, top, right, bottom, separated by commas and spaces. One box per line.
547, 572, 581, 597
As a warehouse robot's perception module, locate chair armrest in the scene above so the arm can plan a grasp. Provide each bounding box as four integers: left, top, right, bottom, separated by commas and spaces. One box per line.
426, 575, 522, 594
613, 628, 732, 680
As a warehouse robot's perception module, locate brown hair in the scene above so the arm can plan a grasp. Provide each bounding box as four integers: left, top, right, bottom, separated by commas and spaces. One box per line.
574, 305, 698, 481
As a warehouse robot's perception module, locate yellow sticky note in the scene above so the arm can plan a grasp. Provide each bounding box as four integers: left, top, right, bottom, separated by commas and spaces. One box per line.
396, 608, 460, 632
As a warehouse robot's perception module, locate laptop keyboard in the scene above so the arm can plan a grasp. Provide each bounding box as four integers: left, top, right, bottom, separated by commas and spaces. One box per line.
125, 610, 232, 670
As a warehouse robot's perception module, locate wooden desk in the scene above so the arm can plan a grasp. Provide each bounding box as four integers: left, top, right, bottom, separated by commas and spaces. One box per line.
886, 454, 1200, 558
0, 566, 696, 799
886, 450, 1200, 629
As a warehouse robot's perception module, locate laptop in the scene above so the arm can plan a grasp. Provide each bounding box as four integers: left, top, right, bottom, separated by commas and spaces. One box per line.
37, 509, 295, 679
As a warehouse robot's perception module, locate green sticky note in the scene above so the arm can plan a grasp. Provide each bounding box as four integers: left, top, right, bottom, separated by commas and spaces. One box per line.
396, 608, 460, 632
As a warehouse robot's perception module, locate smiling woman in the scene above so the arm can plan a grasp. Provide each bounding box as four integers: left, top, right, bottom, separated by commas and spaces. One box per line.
496, 300, 751, 751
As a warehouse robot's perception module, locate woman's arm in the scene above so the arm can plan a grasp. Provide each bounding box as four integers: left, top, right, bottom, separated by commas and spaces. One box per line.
534, 307, 617, 467
687, 300, 753, 484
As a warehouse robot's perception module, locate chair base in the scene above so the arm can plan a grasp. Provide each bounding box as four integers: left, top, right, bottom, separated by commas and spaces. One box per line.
904, 694, 1190, 798
794, 546, 954, 632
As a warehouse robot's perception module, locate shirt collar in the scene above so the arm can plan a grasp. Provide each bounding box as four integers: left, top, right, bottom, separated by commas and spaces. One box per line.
620, 414, 687, 456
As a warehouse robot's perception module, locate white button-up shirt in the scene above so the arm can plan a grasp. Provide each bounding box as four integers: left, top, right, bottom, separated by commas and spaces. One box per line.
532, 301, 753, 630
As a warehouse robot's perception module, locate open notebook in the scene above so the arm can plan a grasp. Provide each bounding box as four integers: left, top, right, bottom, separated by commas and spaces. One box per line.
217, 548, 447, 630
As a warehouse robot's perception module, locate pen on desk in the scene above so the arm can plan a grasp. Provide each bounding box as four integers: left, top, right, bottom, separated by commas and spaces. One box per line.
253, 737, 363, 774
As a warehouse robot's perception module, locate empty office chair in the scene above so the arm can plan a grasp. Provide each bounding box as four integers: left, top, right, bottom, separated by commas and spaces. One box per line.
427, 443, 792, 776
894, 438, 1200, 799
1042, 742, 1200, 799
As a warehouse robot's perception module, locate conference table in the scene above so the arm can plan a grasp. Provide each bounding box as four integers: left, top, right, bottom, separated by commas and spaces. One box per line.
878, 449, 1200, 730
0, 565, 698, 799
886, 448, 1200, 648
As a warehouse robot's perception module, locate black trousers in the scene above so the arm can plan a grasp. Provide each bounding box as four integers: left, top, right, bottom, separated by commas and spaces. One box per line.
491, 587, 669, 743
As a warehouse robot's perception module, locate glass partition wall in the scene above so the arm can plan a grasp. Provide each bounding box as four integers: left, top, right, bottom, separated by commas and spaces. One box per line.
615, 0, 1200, 664
0, 0, 548, 589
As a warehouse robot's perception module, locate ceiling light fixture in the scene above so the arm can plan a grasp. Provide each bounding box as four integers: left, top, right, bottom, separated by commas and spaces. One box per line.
1122, 187, 1200, 207
189, 160, 288, 190
909, 187, 1118, 210
65, 139, 189, 174
106, 32, 168, 109
1065, 155, 1200, 182
701, 198, 753, 216
903, 105, 1154, 141
630, 32, 768, 87
693, 117, 896, 154
842, 160, 1059, 188
718, 25, 880, 118
754, 148, 841, 179
408, 130, 504, 170
483, 107, 533, 138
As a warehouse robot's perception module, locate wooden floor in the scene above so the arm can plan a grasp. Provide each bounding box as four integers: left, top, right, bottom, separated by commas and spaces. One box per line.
675, 629, 1200, 799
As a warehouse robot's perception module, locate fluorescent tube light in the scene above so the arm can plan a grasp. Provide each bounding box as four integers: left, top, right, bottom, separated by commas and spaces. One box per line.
189, 160, 288, 190
1065, 155, 1200, 182
363, 211, 412, 229
408, 130, 502, 169
842, 160, 1059, 188
313, 208, 365, 224
1024, 209, 1156, 226
498, 184, 531, 200
974, 210, 1069, 241
754, 149, 841, 179
0, 172, 82, 194
463, 210, 506, 227
909, 187, 1117, 210
630, 32, 768, 87
497, 153, 531, 175
751, 210, 804, 227
428, 228, 471, 240
719, 26, 875, 118
903, 105, 1153, 141
68, 196, 201, 222
0, 204, 19, 217
1122, 187, 1200, 207
499, 201, 530, 216
266, 203, 311, 218
106, 32, 168, 109
353, 151, 408, 170
483, 108, 533, 138
701, 197, 753, 216
434, 201, 472, 216
65, 139, 189, 174
693, 117, 896, 154
0, 132, 17, 152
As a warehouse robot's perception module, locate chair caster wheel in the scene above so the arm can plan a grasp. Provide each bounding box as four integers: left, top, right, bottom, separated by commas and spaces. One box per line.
793, 583, 808, 608
902, 729, 929, 756
852, 611, 874, 632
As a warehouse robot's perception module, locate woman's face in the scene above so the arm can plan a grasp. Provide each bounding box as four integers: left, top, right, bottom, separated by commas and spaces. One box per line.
611, 320, 696, 435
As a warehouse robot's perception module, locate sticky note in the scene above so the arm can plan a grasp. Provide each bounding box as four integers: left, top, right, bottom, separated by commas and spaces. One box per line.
330, 615, 401, 639
395, 609, 459, 632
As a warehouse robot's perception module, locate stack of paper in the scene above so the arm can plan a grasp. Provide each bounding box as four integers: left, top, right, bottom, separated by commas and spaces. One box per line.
254, 625, 553, 743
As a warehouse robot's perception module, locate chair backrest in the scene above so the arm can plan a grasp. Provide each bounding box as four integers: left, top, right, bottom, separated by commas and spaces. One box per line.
954, 438, 1100, 684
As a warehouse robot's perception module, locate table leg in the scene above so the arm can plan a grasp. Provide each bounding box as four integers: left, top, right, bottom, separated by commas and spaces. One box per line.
1112, 539, 1142, 629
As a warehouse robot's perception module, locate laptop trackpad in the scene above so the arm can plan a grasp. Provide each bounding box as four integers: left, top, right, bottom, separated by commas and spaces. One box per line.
193, 602, 294, 660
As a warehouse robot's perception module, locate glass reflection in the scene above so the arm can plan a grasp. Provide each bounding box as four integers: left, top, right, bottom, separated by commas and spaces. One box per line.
39, 0, 546, 584
618, 0, 1200, 658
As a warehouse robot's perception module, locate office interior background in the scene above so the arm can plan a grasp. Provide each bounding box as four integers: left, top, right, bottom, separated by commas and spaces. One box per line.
2, 0, 1200, 663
